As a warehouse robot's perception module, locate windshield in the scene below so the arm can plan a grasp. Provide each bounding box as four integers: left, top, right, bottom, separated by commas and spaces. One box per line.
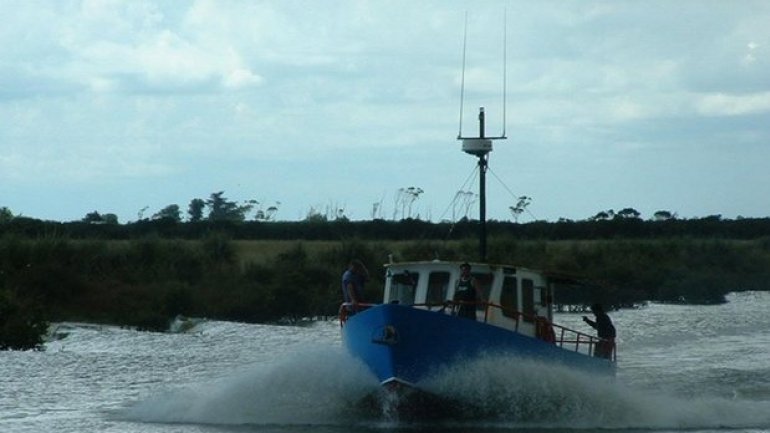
387, 271, 418, 304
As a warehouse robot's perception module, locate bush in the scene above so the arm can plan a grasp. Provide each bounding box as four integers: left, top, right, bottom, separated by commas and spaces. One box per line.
0, 287, 48, 350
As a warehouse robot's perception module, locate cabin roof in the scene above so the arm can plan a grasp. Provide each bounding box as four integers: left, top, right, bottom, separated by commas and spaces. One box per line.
383, 259, 536, 273
383, 260, 592, 287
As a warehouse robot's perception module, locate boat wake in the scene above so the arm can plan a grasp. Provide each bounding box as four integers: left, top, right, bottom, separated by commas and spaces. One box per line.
417, 355, 770, 429
119, 347, 770, 430
119, 345, 379, 426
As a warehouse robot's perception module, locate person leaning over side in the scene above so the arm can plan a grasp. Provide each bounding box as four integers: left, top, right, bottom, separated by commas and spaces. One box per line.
341, 259, 370, 314
583, 303, 616, 359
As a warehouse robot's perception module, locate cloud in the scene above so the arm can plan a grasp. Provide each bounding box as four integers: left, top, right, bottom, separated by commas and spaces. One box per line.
222, 68, 263, 89
2, 1, 770, 222
0, 1, 269, 96
696, 92, 770, 117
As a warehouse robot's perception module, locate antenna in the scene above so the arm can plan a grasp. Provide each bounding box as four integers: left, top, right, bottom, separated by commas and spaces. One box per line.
457, 12, 468, 140
501, 9, 507, 137
457, 11, 508, 141
456, 11, 508, 262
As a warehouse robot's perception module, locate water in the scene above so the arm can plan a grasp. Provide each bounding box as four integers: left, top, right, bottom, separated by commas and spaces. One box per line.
2, 292, 770, 433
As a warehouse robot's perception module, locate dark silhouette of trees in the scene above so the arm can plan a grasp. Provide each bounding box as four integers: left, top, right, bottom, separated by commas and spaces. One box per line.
187, 199, 205, 222
82, 211, 118, 224
591, 210, 614, 221
654, 210, 676, 221
394, 186, 424, 220
0, 288, 48, 350
616, 208, 641, 219
0, 207, 13, 223
206, 191, 253, 222
153, 205, 181, 222
509, 196, 532, 222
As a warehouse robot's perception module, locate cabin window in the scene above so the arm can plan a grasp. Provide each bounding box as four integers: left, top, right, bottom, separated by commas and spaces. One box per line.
539, 285, 549, 306
500, 276, 519, 318
427, 272, 450, 305
472, 272, 494, 309
388, 271, 418, 305
522, 278, 535, 322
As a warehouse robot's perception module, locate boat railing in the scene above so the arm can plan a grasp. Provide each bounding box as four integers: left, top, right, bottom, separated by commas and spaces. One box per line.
466, 299, 616, 362
338, 300, 616, 362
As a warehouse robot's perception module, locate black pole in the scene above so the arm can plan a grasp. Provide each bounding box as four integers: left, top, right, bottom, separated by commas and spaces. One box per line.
479, 107, 485, 138
478, 108, 487, 262
479, 155, 487, 262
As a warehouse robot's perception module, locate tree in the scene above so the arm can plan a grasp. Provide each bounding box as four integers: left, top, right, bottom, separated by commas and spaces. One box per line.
393, 187, 424, 220
206, 191, 252, 222
304, 207, 327, 222
0, 207, 13, 223
371, 200, 384, 220
265, 205, 279, 221
509, 196, 532, 223
153, 204, 181, 222
0, 288, 48, 350
188, 198, 205, 222
616, 208, 641, 220
82, 211, 103, 223
590, 210, 615, 221
137, 206, 149, 221
102, 213, 119, 224
81, 211, 118, 224
253, 201, 280, 221
653, 210, 676, 221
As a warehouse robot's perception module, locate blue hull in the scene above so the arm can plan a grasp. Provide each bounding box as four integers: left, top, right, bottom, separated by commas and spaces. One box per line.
342, 304, 614, 386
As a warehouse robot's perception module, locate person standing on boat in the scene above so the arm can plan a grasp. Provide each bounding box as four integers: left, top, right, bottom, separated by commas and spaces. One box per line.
341, 259, 370, 314
453, 262, 480, 320
583, 303, 616, 359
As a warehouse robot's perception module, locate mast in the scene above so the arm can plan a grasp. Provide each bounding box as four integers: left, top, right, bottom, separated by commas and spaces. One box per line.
460, 108, 497, 262
457, 12, 508, 262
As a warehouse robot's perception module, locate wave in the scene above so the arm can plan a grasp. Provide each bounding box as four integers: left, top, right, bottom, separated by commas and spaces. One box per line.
119, 348, 770, 430
419, 355, 770, 430
119, 345, 380, 426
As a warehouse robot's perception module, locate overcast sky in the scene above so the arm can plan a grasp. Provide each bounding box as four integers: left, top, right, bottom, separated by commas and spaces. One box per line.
2, 1, 769, 223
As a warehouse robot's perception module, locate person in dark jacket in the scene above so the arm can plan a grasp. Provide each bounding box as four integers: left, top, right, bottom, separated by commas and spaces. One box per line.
583, 303, 616, 359
453, 263, 480, 320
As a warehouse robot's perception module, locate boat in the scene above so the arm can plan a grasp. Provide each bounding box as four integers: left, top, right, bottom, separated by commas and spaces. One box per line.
339, 106, 617, 391
341, 258, 616, 386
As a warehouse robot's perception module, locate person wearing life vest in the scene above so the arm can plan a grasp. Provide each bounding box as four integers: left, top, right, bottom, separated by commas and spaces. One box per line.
453, 262, 480, 320
583, 303, 616, 359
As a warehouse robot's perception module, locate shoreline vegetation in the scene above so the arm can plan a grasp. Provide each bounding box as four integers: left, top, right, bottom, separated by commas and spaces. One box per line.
3, 216, 770, 350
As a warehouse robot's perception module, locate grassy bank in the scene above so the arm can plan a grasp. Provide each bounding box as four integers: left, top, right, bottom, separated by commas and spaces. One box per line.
3, 234, 770, 349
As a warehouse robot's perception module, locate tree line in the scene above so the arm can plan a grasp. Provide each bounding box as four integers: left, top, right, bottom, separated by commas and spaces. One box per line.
0, 189, 740, 226
4, 212, 770, 242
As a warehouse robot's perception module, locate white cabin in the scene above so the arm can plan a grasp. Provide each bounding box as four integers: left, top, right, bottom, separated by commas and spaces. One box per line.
382, 261, 555, 339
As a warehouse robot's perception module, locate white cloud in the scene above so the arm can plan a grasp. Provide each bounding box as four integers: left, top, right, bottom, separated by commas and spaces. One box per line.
134, 30, 213, 85
222, 68, 263, 89
88, 76, 118, 93
743, 41, 759, 65
696, 92, 770, 116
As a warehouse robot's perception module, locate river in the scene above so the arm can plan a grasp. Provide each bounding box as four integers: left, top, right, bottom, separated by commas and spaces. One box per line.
2, 291, 770, 433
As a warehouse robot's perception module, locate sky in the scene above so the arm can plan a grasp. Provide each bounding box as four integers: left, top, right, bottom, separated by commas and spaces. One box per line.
2, 0, 769, 224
